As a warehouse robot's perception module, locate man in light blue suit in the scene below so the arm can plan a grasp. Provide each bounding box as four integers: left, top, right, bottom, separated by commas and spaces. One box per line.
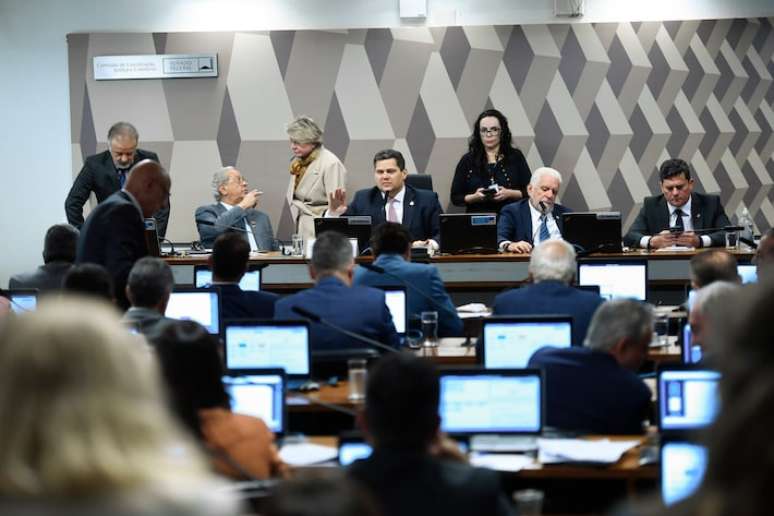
354, 222, 463, 337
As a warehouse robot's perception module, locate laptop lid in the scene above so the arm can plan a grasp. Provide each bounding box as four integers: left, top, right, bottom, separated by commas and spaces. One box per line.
439, 213, 498, 254
561, 212, 622, 253
660, 440, 708, 506
2, 289, 38, 314
194, 264, 263, 292
658, 366, 720, 434
481, 316, 574, 369
222, 368, 286, 437
314, 216, 372, 252
223, 320, 311, 381
166, 287, 221, 334
374, 285, 407, 335
439, 368, 543, 436
577, 259, 648, 301
144, 218, 161, 257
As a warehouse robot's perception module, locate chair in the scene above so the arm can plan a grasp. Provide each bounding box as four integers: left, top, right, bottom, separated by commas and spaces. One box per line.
405, 174, 434, 192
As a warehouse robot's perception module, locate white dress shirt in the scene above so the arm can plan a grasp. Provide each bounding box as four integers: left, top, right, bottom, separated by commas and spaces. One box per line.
640, 198, 711, 248
499, 201, 561, 251
221, 202, 258, 251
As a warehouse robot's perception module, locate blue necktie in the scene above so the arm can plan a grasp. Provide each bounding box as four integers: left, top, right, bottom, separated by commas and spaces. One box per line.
539, 214, 550, 242
118, 170, 127, 188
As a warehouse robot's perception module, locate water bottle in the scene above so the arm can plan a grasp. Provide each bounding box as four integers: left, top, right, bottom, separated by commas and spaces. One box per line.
739, 207, 754, 245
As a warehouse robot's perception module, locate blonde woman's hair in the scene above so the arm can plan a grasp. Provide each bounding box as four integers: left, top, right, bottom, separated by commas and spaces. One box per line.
0, 296, 211, 497
286, 116, 323, 145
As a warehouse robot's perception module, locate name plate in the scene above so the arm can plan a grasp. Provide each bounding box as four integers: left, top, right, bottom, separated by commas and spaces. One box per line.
94, 54, 218, 80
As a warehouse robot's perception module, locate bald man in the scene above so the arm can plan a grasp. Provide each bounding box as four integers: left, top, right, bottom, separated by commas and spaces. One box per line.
77, 159, 171, 309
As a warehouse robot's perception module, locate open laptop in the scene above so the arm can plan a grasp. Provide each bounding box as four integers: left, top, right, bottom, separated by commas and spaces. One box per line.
577, 259, 648, 301
222, 368, 286, 438
439, 368, 543, 451
223, 320, 312, 389
657, 366, 720, 434
314, 216, 372, 253
194, 264, 263, 291
680, 322, 701, 364
165, 287, 221, 334
562, 211, 622, 254
144, 218, 161, 257
480, 316, 574, 369
439, 213, 498, 255
2, 289, 38, 314
660, 440, 708, 506
374, 285, 407, 335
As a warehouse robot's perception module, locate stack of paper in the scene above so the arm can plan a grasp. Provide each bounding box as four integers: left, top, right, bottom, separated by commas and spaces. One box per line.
537, 438, 640, 464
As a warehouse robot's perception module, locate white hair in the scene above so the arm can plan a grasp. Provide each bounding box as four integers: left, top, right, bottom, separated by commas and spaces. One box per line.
211, 166, 237, 201
692, 281, 741, 315
286, 116, 323, 145
585, 299, 653, 352
530, 167, 563, 187
528, 240, 576, 284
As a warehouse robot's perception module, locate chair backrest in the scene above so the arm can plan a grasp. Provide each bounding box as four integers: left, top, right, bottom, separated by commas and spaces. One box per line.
405, 174, 434, 191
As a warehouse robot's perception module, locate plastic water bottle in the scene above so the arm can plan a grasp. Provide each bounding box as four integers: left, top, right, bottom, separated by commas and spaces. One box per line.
739, 207, 754, 245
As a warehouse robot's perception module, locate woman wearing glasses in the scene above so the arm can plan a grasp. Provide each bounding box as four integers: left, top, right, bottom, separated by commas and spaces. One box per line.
450, 109, 531, 214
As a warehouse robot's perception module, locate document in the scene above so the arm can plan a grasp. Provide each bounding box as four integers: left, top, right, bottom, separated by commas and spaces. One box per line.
469, 453, 534, 471
537, 438, 640, 464
279, 442, 338, 466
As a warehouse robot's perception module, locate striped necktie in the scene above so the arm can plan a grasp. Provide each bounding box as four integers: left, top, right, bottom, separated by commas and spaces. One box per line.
539, 214, 550, 242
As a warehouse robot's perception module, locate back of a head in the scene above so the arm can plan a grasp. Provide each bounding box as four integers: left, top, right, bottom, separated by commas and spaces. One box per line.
124, 159, 170, 216
127, 257, 173, 308
62, 263, 114, 302
264, 474, 379, 516
370, 222, 410, 257
756, 229, 774, 279
585, 299, 652, 352
42, 224, 79, 264
690, 249, 739, 288
365, 352, 439, 451
212, 232, 250, 282
311, 231, 353, 277
692, 281, 740, 323
528, 239, 576, 284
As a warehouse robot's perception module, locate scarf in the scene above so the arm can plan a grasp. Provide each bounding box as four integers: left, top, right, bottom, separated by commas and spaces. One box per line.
289, 147, 321, 191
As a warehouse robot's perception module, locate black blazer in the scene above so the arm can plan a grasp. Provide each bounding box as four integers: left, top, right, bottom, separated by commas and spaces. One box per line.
623, 192, 731, 248
450, 150, 531, 214
65, 149, 169, 237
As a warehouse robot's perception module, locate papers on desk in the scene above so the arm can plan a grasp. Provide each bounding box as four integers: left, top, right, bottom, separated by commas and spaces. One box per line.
457, 303, 491, 319
279, 442, 338, 466
470, 453, 534, 472
537, 438, 640, 464
654, 245, 694, 252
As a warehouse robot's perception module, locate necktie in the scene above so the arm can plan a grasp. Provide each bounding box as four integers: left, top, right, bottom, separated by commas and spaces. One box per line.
118, 170, 127, 188
673, 209, 685, 232
387, 198, 399, 223
539, 214, 550, 242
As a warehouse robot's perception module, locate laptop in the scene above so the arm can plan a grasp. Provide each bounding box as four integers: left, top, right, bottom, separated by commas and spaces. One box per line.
680, 322, 701, 364
314, 216, 372, 253
194, 264, 263, 291
562, 211, 622, 253
374, 285, 407, 335
144, 218, 161, 257
2, 289, 38, 313
223, 320, 312, 389
577, 259, 648, 301
737, 262, 757, 284
165, 287, 221, 334
657, 366, 720, 434
660, 440, 708, 506
439, 213, 498, 255
222, 368, 286, 437
480, 316, 574, 369
338, 432, 373, 466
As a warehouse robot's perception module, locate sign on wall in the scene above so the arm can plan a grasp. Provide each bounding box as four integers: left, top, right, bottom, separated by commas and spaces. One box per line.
93, 54, 218, 80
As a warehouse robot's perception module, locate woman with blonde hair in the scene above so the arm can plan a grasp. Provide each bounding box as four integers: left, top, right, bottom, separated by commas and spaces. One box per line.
0, 297, 239, 515
286, 116, 347, 241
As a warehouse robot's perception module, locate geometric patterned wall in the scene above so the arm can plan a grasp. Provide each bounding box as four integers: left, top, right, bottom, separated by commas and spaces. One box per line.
68, 18, 774, 242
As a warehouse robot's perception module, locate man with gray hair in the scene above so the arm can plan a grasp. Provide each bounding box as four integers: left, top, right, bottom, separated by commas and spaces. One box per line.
528, 299, 652, 434
65, 121, 169, 237
493, 240, 603, 346
122, 257, 175, 338
274, 231, 399, 352
194, 166, 276, 250
689, 280, 741, 361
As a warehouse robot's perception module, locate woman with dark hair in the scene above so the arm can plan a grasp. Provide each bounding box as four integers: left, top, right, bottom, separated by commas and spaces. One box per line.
450, 109, 531, 214
154, 320, 287, 481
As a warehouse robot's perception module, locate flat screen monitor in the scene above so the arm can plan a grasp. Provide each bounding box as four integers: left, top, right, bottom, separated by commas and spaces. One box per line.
194, 265, 262, 291
578, 259, 648, 301
3, 289, 38, 314
314, 216, 372, 253
166, 287, 220, 334
223, 320, 311, 380
562, 211, 622, 253
439, 369, 543, 435
375, 286, 407, 334
222, 369, 286, 436
658, 367, 720, 432
439, 213, 498, 254
481, 316, 573, 369
661, 441, 707, 506
738, 263, 757, 284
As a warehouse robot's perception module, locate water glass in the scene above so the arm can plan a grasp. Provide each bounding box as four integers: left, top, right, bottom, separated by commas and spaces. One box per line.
420, 311, 439, 348
654, 314, 669, 346
291, 233, 304, 257
513, 489, 544, 516
347, 358, 367, 402
725, 230, 739, 250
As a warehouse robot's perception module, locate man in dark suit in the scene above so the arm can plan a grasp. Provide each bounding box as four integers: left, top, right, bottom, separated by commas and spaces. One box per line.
208, 232, 278, 320
527, 299, 652, 434
195, 167, 276, 250
349, 352, 514, 516
493, 239, 604, 347
354, 222, 463, 337
497, 166, 571, 253
624, 158, 731, 249
122, 257, 176, 338
76, 159, 171, 310
9, 224, 79, 292
65, 121, 169, 237
328, 149, 441, 249
274, 231, 399, 352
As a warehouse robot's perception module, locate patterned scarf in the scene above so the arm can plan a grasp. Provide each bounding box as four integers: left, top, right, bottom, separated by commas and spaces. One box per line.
289, 147, 321, 191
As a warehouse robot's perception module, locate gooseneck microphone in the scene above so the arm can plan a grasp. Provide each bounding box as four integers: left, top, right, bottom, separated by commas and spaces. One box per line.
290, 305, 398, 354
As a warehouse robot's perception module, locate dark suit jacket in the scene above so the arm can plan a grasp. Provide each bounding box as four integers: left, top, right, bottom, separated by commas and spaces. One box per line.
216, 283, 279, 321
493, 280, 604, 347
76, 191, 148, 310
353, 253, 463, 337
497, 199, 571, 245
623, 192, 731, 248
527, 346, 650, 434
343, 185, 441, 242
195, 203, 276, 250
121, 307, 175, 340
274, 276, 400, 352
9, 262, 73, 292
65, 149, 169, 237
349, 449, 514, 516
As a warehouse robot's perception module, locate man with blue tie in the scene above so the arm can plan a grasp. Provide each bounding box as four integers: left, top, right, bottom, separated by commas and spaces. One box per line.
497, 167, 570, 253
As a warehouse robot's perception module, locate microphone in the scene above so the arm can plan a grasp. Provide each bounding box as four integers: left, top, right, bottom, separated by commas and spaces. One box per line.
290, 305, 398, 354
538, 200, 547, 215
159, 237, 178, 256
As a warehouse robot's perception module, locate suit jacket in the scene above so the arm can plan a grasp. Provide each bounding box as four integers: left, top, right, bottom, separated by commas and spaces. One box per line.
195, 203, 276, 250
65, 149, 169, 237
493, 280, 604, 347
497, 199, 571, 245
343, 185, 442, 242
121, 306, 175, 340
9, 261, 73, 292
349, 449, 514, 516
216, 283, 279, 321
353, 253, 463, 337
623, 192, 731, 248
527, 346, 650, 434
274, 276, 400, 352
76, 191, 148, 310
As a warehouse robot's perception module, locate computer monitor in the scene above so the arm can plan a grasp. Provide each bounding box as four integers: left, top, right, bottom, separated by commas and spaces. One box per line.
658, 367, 720, 433
681, 323, 702, 364
661, 440, 708, 506
223, 320, 311, 382
314, 216, 372, 253
2, 289, 38, 314
577, 259, 648, 301
562, 211, 623, 253
374, 286, 407, 334
222, 369, 286, 436
439, 213, 498, 254
165, 287, 220, 334
194, 265, 262, 291
738, 263, 757, 284
481, 316, 574, 369
439, 369, 543, 436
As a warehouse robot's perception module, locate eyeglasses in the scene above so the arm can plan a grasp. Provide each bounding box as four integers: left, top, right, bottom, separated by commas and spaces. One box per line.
479, 126, 501, 135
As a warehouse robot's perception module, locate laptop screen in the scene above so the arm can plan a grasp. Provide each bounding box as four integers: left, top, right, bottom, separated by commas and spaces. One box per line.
379, 287, 407, 334
681, 324, 702, 364
482, 317, 573, 369
224, 321, 311, 378
166, 289, 220, 333
738, 263, 757, 284
6, 291, 38, 314
578, 260, 647, 301
223, 372, 285, 435
658, 369, 720, 431
439, 370, 542, 435
195, 267, 261, 291
661, 441, 707, 505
